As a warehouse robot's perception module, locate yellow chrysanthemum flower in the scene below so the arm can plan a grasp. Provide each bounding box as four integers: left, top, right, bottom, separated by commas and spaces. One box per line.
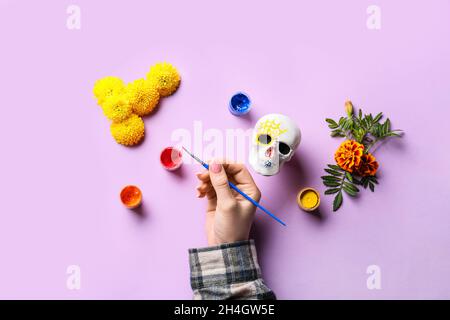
93, 76, 125, 105
126, 79, 160, 116
110, 114, 145, 146
102, 94, 132, 123
147, 62, 181, 97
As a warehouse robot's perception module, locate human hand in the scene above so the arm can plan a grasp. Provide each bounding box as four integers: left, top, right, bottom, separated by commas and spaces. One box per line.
195, 160, 261, 246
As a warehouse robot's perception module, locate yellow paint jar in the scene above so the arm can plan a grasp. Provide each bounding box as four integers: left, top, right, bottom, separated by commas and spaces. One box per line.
297, 187, 320, 212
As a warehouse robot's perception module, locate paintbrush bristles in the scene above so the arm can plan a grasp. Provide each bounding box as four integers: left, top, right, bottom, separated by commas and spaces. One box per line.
182, 147, 207, 167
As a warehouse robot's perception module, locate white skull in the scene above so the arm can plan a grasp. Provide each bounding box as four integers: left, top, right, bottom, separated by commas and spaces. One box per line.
249, 114, 301, 176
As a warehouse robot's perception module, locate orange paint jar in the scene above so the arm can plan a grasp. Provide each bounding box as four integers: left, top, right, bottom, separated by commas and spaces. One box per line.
120, 185, 142, 209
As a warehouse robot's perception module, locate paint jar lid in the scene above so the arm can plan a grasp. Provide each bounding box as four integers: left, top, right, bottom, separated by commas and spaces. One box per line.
120, 185, 142, 209
229, 92, 251, 116
160, 147, 183, 171
297, 187, 320, 212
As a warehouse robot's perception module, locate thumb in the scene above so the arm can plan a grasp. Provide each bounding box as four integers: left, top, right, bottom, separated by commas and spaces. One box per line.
209, 161, 233, 202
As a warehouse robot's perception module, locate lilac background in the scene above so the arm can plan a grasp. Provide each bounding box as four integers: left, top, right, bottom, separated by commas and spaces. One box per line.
0, 0, 449, 299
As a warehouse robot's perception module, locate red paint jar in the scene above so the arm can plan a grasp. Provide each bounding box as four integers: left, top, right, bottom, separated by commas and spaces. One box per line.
160, 147, 183, 171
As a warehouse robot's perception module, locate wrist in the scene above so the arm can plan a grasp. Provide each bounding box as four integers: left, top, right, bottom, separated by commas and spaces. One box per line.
212, 230, 250, 246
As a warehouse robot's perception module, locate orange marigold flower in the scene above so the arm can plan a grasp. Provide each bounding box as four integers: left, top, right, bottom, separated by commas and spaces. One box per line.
334, 140, 364, 173
356, 153, 379, 176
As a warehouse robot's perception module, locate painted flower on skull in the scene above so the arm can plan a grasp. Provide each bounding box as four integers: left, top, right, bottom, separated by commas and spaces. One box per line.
255, 119, 288, 145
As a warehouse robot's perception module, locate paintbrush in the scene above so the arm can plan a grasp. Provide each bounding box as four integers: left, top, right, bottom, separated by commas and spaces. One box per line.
182, 147, 286, 226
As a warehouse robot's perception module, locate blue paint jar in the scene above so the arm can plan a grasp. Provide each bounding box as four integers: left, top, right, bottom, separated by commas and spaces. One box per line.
229, 92, 251, 116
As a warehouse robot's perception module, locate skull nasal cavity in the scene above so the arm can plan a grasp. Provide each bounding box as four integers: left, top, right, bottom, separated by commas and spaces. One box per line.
265, 147, 274, 157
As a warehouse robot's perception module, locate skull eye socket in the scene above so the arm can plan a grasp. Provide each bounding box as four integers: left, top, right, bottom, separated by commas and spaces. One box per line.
258, 134, 272, 145
279, 142, 291, 155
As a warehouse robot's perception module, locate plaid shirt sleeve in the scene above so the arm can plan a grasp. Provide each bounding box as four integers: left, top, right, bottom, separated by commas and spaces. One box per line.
188, 239, 276, 300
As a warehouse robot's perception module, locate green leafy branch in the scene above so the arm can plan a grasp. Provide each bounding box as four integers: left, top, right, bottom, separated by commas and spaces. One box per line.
359, 175, 378, 192
322, 102, 404, 212
326, 109, 403, 152
321, 164, 360, 211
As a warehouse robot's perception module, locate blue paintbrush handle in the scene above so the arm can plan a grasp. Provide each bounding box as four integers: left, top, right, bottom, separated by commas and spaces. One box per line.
201, 162, 287, 226
228, 182, 287, 226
